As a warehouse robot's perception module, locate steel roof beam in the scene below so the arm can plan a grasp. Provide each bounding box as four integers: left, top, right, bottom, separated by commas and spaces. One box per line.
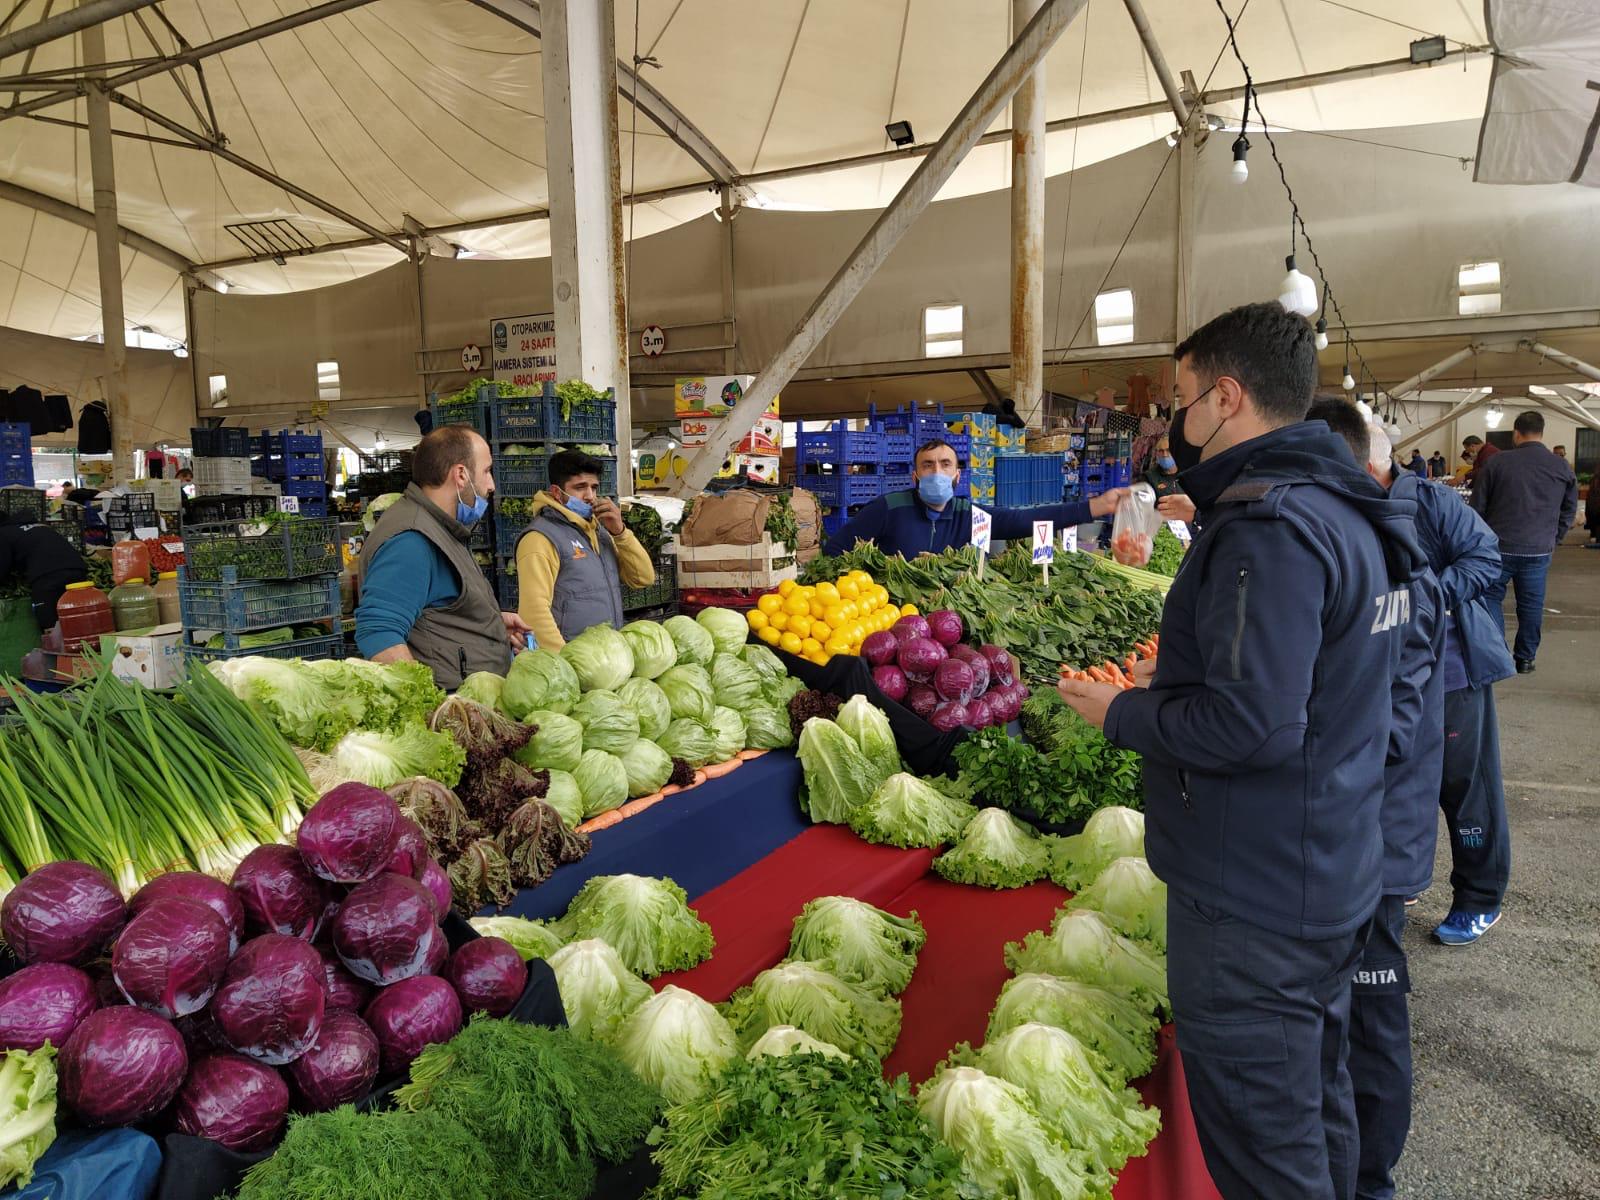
0, 178, 194, 274
0, 0, 160, 62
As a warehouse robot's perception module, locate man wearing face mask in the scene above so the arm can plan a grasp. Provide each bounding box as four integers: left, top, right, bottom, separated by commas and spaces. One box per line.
514, 449, 655, 650
1055, 303, 1425, 1200
821, 437, 1125, 557
355, 426, 532, 688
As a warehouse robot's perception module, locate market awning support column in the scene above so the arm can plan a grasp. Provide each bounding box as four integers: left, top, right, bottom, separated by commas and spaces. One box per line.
1388, 345, 1481, 399
82, 18, 133, 483
672, 0, 1088, 497
1396, 391, 1494, 450
1544, 384, 1600, 435
540, 0, 631, 459
1010, 0, 1047, 429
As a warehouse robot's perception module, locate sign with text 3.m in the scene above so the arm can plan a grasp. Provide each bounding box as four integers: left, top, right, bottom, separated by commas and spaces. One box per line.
1032, 520, 1055, 563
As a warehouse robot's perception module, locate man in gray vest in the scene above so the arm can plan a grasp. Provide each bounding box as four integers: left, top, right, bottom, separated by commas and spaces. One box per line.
515, 449, 655, 649
355, 426, 531, 688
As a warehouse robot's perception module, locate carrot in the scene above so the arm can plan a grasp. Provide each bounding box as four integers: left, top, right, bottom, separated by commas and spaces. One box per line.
577, 809, 624, 834
1087, 667, 1112, 684
618, 794, 665, 819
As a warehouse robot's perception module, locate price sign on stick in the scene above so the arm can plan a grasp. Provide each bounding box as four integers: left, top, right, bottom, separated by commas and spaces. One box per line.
1033, 520, 1054, 585
971, 506, 992, 580
1060, 526, 1078, 554
1166, 518, 1192, 544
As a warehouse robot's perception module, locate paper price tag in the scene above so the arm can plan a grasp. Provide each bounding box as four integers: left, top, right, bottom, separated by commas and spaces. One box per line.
277, 496, 300, 514
162, 542, 184, 554
134, 526, 159, 541
1166, 519, 1191, 543
970, 506, 993, 553
1032, 520, 1055, 564
1060, 527, 1078, 554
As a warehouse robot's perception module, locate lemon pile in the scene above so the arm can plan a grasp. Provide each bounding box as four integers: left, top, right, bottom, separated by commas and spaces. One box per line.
746, 571, 919, 665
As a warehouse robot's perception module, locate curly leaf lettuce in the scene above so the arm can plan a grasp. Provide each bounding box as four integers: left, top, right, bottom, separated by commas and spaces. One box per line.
310, 725, 467, 790
550, 874, 714, 978
844, 773, 977, 851
986, 973, 1161, 1085
932, 808, 1056, 889
1004, 910, 1168, 1013
1065, 856, 1167, 952
834, 695, 901, 788
1050, 807, 1146, 891
722, 961, 902, 1062
546, 938, 654, 1042
787, 896, 925, 996
0, 1046, 57, 1190
917, 1066, 1093, 1200
468, 915, 566, 961
744, 1025, 851, 1061
611, 985, 737, 1104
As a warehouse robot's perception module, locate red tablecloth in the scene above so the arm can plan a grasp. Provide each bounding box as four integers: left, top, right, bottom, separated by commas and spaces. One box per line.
661, 826, 1221, 1200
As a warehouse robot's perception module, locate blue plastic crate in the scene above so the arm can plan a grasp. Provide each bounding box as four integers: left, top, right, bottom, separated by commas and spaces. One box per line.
597, 457, 619, 495
496, 520, 529, 558
263, 453, 323, 479
498, 573, 520, 611
943, 432, 971, 459
797, 424, 880, 466
876, 431, 914, 466
821, 511, 851, 540
476, 383, 501, 405
183, 516, 340, 581
190, 427, 252, 457
431, 399, 493, 438
796, 470, 882, 508
543, 394, 617, 443
182, 629, 344, 663
493, 397, 545, 443
0, 458, 33, 487
281, 477, 327, 499
296, 499, 328, 519
178, 567, 341, 632
494, 451, 549, 496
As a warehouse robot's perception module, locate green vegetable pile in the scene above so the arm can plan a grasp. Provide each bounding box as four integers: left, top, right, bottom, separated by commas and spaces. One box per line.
554, 378, 607, 423
1147, 525, 1184, 576
184, 512, 338, 581
1018, 689, 1143, 812
0, 1045, 57, 1189
621, 502, 665, 555
436, 377, 535, 410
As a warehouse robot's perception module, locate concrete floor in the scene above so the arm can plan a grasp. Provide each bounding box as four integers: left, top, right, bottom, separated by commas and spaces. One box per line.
1394, 528, 1600, 1200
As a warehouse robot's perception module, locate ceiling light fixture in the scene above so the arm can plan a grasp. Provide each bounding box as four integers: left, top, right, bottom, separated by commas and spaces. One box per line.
1484, 401, 1504, 428
215, 278, 231, 294
173, 344, 189, 359
1409, 35, 1447, 64
1278, 255, 1318, 316
1230, 133, 1250, 183
885, 120, 915, 147
1314, 316, 1329, 351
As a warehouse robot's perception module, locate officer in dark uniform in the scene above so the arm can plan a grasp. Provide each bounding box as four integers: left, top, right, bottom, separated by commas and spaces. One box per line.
0, 514, 88, 629
1057, 303, 1425, 1200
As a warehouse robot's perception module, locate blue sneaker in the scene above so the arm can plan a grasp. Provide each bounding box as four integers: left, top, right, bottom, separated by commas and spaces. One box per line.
1433, 908, 1501, 946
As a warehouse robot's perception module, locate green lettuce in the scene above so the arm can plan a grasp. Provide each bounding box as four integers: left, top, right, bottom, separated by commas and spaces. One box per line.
787, 896, 925, 996
503, 649, 580, 718
743, 1026, 850, 1061
742, 702, 794, 750
611, 985, 738, 1104
0, 1045, 57, 1190
708, 653, 763, 711
656, 717, 718, 768
546, 937, 654, 1042
834, 695, 901, 786
560, 624, 635, 692
848, 773, 977, 850
453, 671, 505, 711
663, 614, 714, 667
1050, 806, 1146, 891
616, 678, 671, 741
986, 973, 1161, 1085
763, 674, 807, 708
308, 658, 445, 732
694, 606, 748, 658
573, 749, 629, 818
737, 642, 788, 687
1065, 856, 1167, 951
723, 961, 901, 1061
619, 619, 676, 680
551, 873, 714, 978
542, 768, 584, 828
468, 915, 565, 961
796, 717, 877, 825
571, 690, 641, 756
708, 706, 746, 762
917, 1066, 1094, 1200
316, 725, 466, 789
618, 739, 673, 798
657, 664, 714, 723
513, 709, 584, 773
933, 808, 1055, 889
210, 657, 364, 750
1005, 910, 1168, 1012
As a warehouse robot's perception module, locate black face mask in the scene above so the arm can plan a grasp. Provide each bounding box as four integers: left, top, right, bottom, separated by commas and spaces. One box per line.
1169, 384, 1223, 474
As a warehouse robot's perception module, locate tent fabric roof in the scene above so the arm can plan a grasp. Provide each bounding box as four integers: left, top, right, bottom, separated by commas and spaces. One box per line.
1, 0, 1489, 344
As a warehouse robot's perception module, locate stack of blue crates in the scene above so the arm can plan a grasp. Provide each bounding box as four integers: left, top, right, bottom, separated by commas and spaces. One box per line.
871, 405, 974, 499
253, 430, 327, 518
796, 420, 884, 540
995, 454, 1066, 508
0, 423, 33, 486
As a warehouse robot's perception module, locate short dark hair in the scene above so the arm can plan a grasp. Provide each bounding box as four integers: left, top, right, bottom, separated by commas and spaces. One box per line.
413, 425, 482, 487
914, 438, 958, 464
549, 449, 605, 489
1305, 396, 1370, 466
1462, 435, 1483, 447
1175, 302, 1318, 425
1513, 410, 1544, 436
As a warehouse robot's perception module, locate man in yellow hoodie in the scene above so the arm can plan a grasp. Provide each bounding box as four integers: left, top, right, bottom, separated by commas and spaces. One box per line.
515, 449, 655, 649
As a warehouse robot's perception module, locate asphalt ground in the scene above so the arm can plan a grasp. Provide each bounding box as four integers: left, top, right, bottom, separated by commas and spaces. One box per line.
1393, 528, 1600, 1200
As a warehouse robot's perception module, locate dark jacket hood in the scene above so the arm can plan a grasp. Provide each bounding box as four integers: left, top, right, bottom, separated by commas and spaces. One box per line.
1181, 421, 1425, 586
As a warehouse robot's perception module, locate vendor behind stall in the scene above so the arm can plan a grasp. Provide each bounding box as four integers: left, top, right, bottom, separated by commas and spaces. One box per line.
0, 514, 88, 629
354, 426, 531, 688
822, 437, 1125, 557
1144, 435, 1185, 501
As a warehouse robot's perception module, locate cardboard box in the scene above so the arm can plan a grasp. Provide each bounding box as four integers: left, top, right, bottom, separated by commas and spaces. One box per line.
674, 376, 781, 419
107, 623, 185, 689
678, 415, 782, 454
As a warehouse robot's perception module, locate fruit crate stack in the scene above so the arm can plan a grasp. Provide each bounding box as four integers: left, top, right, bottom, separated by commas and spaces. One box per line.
949, 412, 999, 503
189, 426, 253, 497
104, 493, 158, 540
621, 548, 677, 615
0, 487, 46, 524
0, 424, 32, 486
795, 420, 884, 541
253, 429, 327, 518
995, 453, 1066, 507
177, 515, 344, 662
871, 404, 975, 499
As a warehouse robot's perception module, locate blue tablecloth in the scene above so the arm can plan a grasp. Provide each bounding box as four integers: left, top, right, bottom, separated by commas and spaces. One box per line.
3, 1129, 160, 1200
499, 750, 808, 919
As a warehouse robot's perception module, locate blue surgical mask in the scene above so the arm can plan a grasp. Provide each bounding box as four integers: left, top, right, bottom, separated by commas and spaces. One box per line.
563, 493, 593, 520
455, 480, 489, 527
1156, 454, 1177, 472
917, 472, 955, 506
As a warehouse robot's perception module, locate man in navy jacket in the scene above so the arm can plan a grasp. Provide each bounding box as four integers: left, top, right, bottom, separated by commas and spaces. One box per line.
1058, 304, 1424, 1200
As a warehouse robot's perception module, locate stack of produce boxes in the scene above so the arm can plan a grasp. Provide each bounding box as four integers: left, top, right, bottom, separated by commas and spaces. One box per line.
949, 412, 998, 503
254, 429, 327, 518
177, 513, 344, 662
796, 420, 883, 541
0, 422, 32, 486
190, 426, 253, 497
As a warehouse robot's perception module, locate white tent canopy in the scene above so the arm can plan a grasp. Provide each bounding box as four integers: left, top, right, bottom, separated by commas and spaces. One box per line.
1, 0, 1493, 344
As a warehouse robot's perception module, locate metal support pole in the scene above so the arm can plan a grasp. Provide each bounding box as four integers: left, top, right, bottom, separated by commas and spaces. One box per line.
1523, 339, 1600, 388
673, 0, 1087, 497
412, 243, 430, 411
1389, 345, 1480, 398
542, 0, 631, 467
0, 0, 159, 61
1396, 393, 1494, 450
1174, 125, 1198, 341
1120, 0, 1188, 126
1010, 0, 1046, 430
1543, 385, 1600, 435
82, 22, 133, 484
718, 186, 737, 375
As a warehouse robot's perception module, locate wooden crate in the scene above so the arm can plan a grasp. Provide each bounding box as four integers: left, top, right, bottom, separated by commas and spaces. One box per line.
670, 533, 796, 590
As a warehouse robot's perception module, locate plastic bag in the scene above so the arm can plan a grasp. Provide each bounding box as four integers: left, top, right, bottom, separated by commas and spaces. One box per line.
1109, 483, 1161, 567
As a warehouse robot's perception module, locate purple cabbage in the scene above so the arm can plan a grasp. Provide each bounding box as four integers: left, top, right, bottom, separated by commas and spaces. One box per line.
417, 859, 452, 919
891, 615, 931, 643
59, 1007, 187, 1126
297, 783, 401, 884
363, 975, 462, 1078
933, 659, 976, 705
979, 644, 1016, 687
331, 874, 441, 986
443, 937, 527, 1017
1, 861, 126, 966
871, 664, 909, 703
211, 934, 326, 1066
130, 872, 246, 954
175, 1008, 225, 1058
896, 636, 947, 683
422, 925, 448, 976
948, 646, 990, 696
905, 683, 940, 720
231, 844, 336, 941
287, 1009, 380, 1112
929, 700, 970, 733
861, 631, 899, 667
0, 962, 96, 1051
317, 943, 374, 1013
967, 695, 997, 728
925, 609, 964, 647
383, 817, 431, 881
173, 1053, 290, 1151
111, 897, 232, 1019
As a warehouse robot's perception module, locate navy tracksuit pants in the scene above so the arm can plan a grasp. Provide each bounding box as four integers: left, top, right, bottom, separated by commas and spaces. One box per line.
1350, 895, 1412, 1200
1440, 685, 1511, 910
1168, 892, 1372, 1200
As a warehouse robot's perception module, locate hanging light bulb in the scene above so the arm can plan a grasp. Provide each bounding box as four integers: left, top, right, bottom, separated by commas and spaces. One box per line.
1341, 362, 1355, 391
1278, 255, 1319, 316
1314, 317, 1329, 351
1230, 133, 1250, 183
1484, 401, 1504, 429
173, 344, 189, 359
375, 431, 387, 451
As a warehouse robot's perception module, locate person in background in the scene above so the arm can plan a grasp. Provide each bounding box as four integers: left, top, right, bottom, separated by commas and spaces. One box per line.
1461, 434, 1498, 483
1427, 449, 1448, 478
1306, 398, 1445, 1200
822, 437, 1125, 557
0, 514, 89, 631
1470, 410, 1578, 673
1405, 448, 1427, 476
1056, 303, 1423, 1200
1144, 435, 1185, 501
175, 467, 193, 486
355, 426, 530, 688
1552, 444, 1567, 460
515, 449, 654, 650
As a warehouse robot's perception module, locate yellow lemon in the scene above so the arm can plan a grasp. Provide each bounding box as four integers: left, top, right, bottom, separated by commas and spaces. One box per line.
779, 631, 803, 654
824, 604, 848, 628
758, 625, 782, 646
798, 585, 816, 600
747, 610, 769, 632
783, 592, 810, 616
811, 620, 832, 642
777, 579, 796, 597
872, 585, 891, 609
841, 601, 860, 622
836, 577, 860, 601
900, 602, 919, 617
815, 582, 840, 604
801, 637, 822, 656
807, 650, 830, 665
847, 621, 867, 645
788, 614, 813, 639
825, 635, 851, 655
808, 599, 829, 620
757, 593, 783, 616
768, 610, 788, 632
